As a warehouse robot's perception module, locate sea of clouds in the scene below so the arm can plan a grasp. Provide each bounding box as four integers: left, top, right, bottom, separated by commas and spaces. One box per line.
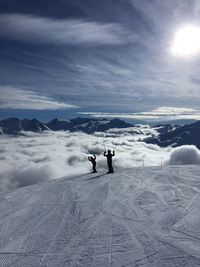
0, 129, 200, 193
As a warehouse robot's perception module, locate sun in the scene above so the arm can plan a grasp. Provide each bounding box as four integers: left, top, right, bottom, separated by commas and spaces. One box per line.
170, 25, 200, 57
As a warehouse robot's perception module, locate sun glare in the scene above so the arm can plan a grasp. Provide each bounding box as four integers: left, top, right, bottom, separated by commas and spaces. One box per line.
170, 25, 200, 57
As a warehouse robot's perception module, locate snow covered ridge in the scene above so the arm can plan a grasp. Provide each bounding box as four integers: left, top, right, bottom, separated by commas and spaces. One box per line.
2, 116, 200, 149
1, 165, 200, 266
147, 121, 200, 149
0, 118, 50, 135
0, 117, 134, 135
0, 117, 178, 137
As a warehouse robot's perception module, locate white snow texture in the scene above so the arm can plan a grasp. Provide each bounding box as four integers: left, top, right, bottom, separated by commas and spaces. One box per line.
0, 165, 200, 266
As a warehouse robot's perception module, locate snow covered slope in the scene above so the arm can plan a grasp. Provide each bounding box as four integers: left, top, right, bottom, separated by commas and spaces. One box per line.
0, 118, 49, 135
0, 166, 200, 266
0, 117, 133, 135
148, 121, 200, 149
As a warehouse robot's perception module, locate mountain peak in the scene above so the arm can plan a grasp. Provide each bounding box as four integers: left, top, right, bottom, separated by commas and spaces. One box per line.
0, 117, 135, 135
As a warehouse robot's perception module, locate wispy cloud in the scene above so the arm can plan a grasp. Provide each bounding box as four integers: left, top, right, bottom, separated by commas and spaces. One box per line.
80, 107, 200, 121
0, 14, 135, 45
1, 2, 200, 116
0, 86, 77, 110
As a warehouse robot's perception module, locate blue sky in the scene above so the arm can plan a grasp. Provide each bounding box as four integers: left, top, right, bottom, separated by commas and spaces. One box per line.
1, 0, 200, 122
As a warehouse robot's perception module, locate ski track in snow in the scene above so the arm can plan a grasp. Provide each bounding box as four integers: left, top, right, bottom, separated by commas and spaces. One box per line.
0, 165, 200, 266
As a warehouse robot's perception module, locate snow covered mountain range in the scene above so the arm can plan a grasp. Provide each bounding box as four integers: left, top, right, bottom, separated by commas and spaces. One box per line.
0, 118, 49, 135
147, 121, 200, 149
0, 117, 133, 135
1, 117, 200, 149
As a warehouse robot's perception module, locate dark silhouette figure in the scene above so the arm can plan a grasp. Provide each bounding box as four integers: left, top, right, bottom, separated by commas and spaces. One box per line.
104, 150, 115, 173
88, 155, 97, 173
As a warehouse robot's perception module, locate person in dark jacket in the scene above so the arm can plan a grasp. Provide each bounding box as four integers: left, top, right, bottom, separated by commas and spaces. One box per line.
104, 150, 115, 173
88, 155, 97, 173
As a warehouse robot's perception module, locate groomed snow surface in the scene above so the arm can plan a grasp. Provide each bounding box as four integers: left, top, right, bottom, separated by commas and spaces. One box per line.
1, 165, 200, 266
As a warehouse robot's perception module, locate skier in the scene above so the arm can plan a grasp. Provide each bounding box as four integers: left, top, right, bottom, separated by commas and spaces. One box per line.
104, 150, 115, 173
88, 155, 97, 173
